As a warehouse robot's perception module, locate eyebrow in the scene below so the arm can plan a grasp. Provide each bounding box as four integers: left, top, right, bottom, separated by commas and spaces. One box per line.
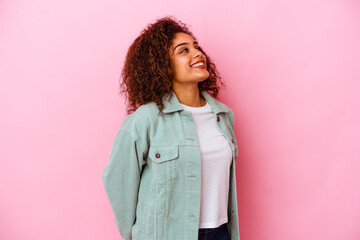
173, 41, 198, 52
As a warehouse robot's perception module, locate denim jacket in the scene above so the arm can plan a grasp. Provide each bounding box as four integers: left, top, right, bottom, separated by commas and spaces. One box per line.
102, 90, 240, 240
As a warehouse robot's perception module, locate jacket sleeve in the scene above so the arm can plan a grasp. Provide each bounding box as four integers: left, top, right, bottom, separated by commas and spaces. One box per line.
102, 129, 147, 240
228, 108, 235, 130
227, 108, 239, 159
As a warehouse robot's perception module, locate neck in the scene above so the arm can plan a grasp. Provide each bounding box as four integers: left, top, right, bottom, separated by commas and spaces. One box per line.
171, 83, 206, 107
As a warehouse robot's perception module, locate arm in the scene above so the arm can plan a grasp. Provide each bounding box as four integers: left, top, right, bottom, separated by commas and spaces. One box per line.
228, 108, 235, 130
227, 108, 239, 159
102, 129, 146, 240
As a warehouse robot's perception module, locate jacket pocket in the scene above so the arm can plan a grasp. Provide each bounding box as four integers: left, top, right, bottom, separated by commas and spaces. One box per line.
148, 143, 179, 185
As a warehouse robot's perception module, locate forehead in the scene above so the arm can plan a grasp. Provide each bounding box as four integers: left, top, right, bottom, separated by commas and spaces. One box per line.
171, 32, 196, 45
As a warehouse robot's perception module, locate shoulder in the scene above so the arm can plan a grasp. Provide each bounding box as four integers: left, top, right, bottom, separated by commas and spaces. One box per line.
212, 98, 235, 128
211, 96, 235, 117
120, 102, 159, 134
202, 90, 234, 116
217, 100, 234, 114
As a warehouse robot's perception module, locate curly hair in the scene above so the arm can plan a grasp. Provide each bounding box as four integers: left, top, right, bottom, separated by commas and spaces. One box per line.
120, 16, 224, 114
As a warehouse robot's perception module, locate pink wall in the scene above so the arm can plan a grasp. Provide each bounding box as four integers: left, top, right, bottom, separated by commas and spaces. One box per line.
1, 0, 359, 239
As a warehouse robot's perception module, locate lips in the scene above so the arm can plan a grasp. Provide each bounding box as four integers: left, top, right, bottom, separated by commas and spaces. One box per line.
191, 60, 206, 69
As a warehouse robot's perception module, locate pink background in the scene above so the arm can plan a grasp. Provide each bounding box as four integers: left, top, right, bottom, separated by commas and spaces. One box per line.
1, 0, 360, 239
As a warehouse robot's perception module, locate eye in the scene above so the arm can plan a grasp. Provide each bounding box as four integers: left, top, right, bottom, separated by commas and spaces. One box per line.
180, 48, 188, 54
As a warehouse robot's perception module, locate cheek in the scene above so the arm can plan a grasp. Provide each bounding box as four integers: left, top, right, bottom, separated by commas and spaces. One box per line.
173, 60, 189, 74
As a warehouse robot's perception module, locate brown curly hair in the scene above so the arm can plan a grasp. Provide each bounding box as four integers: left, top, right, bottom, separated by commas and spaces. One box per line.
120, 16, 224, 114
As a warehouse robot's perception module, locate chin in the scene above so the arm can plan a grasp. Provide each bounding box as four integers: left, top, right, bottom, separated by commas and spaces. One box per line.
198, 77, 209, 83
199, 73, 210, 81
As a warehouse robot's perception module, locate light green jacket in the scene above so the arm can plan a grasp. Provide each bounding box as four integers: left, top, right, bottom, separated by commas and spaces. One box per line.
102, 90, 240, 240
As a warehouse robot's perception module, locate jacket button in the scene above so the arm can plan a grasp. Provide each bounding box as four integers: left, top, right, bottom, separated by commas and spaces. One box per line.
155, 153, 160, 158
217, 116, 220, 121
232, 139, 235, 143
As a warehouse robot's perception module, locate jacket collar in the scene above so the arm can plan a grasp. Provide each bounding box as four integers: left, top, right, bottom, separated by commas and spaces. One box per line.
162, 90, 229, 114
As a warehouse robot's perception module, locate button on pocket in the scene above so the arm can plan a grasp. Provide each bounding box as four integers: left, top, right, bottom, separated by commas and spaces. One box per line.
149, 143, 179, 184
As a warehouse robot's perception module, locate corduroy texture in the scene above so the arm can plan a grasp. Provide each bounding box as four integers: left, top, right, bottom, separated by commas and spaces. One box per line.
102, 91, 240, 240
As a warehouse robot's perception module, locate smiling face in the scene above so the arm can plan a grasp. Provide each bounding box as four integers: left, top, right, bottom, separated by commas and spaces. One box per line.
169, 32, 210, 87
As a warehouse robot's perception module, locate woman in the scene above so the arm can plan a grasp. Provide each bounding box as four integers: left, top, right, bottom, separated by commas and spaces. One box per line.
102, 16, 240, 240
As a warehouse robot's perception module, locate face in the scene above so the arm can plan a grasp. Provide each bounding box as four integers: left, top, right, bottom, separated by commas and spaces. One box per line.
169, 32, 210, 86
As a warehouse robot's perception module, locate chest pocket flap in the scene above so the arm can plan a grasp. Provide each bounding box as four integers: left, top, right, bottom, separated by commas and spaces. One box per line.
149, 144, 179, 164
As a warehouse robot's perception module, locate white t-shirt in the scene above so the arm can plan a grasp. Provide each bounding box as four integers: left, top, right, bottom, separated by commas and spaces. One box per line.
180, 101, 233, 229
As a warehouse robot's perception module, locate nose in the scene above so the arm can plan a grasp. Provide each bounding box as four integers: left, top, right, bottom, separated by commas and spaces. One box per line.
194, 48, 203, 58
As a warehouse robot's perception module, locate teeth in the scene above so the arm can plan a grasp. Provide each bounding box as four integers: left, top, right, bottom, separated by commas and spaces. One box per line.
192, 62, 204, 67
